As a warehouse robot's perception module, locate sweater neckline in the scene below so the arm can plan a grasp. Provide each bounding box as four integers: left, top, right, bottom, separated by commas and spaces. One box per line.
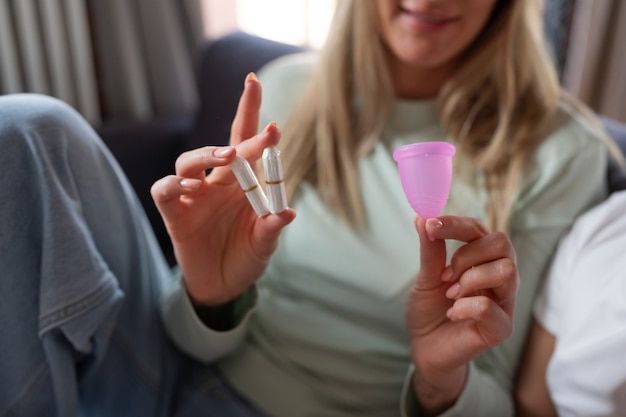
387, 98, 439, 135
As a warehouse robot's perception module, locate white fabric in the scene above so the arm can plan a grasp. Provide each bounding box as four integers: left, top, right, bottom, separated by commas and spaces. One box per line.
535, 190, 626, 417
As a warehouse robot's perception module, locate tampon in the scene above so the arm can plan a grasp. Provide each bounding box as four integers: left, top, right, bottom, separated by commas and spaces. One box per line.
263, 146, 288, 213
231, 155, 270, 216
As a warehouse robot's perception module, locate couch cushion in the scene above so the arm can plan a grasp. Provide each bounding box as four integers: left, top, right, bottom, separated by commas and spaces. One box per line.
602, 117, 626, 192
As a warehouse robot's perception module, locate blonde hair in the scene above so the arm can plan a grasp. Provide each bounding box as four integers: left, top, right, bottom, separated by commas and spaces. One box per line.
278, 0, 580, 232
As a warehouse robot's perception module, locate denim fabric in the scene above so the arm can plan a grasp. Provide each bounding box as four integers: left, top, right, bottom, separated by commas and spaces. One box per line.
0, 94, 269, 417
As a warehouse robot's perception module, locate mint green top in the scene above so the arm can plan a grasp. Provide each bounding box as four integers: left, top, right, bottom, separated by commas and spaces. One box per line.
161, 53, 608, 417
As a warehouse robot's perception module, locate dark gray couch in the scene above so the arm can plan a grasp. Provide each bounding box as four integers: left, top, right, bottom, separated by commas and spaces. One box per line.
603, 117, 626, 192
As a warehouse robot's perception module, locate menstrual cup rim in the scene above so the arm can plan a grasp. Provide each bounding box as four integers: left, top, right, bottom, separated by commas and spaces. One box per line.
392, 141, 456, 162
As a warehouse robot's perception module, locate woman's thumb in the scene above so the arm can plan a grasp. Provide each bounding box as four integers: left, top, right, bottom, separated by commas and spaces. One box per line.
413, 216, 447, 286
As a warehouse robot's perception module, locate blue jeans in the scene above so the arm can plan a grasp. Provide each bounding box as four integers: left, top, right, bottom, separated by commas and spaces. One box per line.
0, 94, 269, 417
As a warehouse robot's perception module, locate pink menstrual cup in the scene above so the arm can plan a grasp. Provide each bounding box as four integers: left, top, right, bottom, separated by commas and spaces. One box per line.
393, 141, 456, 219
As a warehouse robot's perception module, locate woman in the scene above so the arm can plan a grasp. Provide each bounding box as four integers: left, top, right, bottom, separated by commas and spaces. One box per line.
0, 1, 611, 417
154, 0, 612, 416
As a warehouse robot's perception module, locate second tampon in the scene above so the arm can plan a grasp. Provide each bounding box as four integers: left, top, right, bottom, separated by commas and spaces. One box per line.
262, 146, 288, 213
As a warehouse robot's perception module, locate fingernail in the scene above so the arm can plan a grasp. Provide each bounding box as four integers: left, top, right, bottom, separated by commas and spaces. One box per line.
245, 72, 257, 84
446, 283, 461, 299
262, 121, 277, 135
426, 218, 443, 241
427, 218, 444, 229
215, 146, 235, 158
441, 267, 454, 282
180, 178, 201, 190
446, 307, 454, 320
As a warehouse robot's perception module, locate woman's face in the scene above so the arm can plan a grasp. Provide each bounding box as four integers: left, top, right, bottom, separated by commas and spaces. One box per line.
374, 0, 499, 96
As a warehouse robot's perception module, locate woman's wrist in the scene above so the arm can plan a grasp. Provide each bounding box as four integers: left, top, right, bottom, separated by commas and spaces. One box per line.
412, 364, 468, 416
190, 285, 257, 331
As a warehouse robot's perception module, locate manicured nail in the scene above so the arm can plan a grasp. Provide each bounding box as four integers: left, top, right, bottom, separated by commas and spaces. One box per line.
427, 218, 444, 229
180, 178, 201, 190
215, 146, 235, 158
446, 283, 461, 299
426, 218, 443, 241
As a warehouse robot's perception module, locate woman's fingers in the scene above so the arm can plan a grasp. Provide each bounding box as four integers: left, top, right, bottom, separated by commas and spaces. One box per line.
174, 146, 236, 179
235, 121, 281, 161
151, 175, 202, 217
228, 74, 282, 158
445, 232, 519, 316
151, 146, 235, 217
444, 231, 517, 280
446, 295, 515, 347
251, 208, 297, 261
210, 122, 282, 186
425, 216, 489, 242
151, 175, 202, 203
414, 216, 448, 290
445, 257, 519, 313
425, 215, 519, 315
230, 73, 262, 146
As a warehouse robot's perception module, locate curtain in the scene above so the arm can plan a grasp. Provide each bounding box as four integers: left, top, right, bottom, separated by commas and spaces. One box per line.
0, 0, 204, 125
562, 0, 626, 122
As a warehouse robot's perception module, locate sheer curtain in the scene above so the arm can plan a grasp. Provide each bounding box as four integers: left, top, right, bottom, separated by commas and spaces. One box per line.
562, 0, 626, 122
0, 0, 204, 125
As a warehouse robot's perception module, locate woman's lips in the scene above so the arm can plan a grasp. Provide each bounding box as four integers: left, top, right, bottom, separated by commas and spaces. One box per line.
399, 6, 458, 26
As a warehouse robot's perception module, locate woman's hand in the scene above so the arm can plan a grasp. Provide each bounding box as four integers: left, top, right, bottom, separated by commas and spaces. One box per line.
406, 215, 519, 414
151, 73, 296, 306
